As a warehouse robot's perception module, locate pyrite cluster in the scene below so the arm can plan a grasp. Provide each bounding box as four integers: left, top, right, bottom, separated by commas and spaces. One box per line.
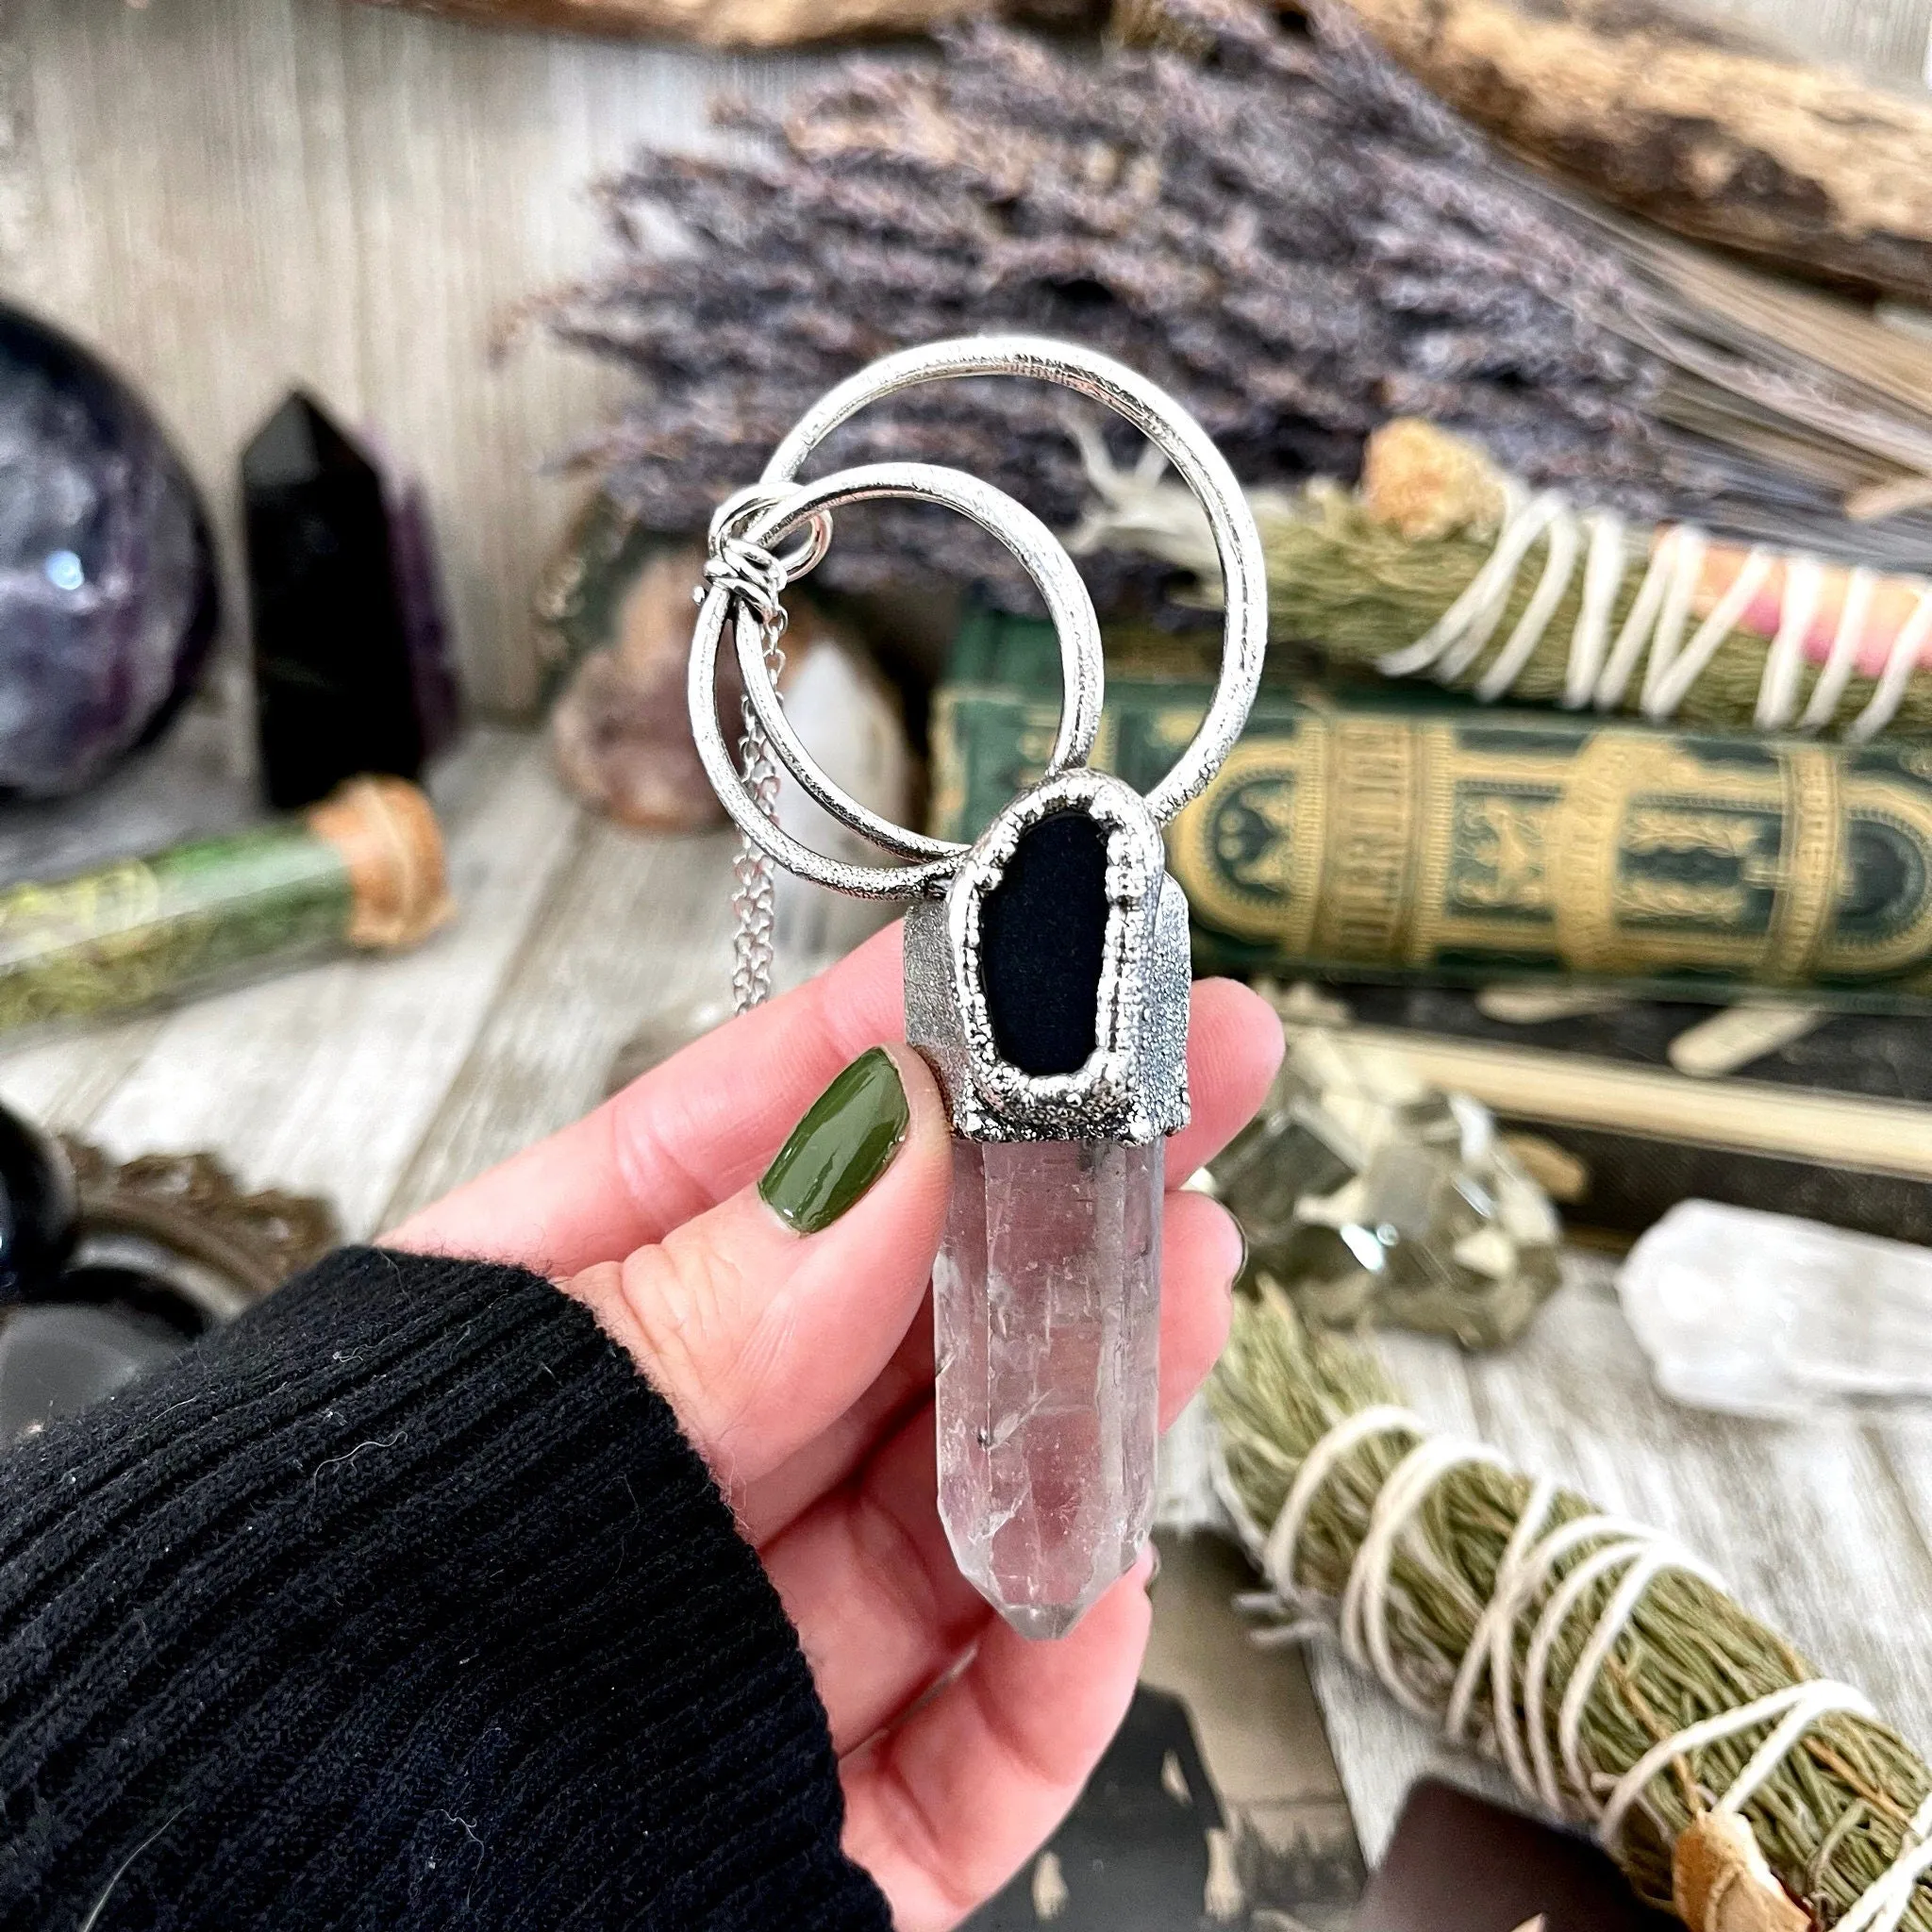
1212, 1028, 1561, 1349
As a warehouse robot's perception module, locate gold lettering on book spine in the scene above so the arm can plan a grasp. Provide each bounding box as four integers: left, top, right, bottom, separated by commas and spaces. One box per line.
1548, 735, 1843, 979
1170, 708, 1932, 988
1770, 747, 1842, 983
1310, 718, 1419, 962
1170, 727, 1326, 953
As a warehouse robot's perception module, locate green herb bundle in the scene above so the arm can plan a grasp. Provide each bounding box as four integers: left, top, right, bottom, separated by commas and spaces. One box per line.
1209, 1290, 1932, 1932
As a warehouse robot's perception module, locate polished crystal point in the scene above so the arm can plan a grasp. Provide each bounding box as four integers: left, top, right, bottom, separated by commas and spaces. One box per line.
243, 393, 454, 809
935, 1137, 1163, 1639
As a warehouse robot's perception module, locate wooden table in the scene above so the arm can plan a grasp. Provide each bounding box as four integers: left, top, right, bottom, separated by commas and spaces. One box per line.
8, 725, 1932, 1878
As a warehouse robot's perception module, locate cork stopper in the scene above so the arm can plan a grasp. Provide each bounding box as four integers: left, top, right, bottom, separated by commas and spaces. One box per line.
1674, 1810, 1809, 1932
304, 776, 455, 950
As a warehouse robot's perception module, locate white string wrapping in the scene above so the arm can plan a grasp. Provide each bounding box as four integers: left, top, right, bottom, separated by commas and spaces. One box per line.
1217, 1409, 1932, 1932
1378, 486, 1932, 741
1070, 438, 1932, 741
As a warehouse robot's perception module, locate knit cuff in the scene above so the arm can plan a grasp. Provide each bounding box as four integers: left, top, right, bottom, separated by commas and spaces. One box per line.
0, 1245, 891, 1932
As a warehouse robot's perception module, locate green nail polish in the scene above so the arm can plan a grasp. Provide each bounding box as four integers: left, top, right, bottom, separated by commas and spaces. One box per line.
759, 1047, 910, 1234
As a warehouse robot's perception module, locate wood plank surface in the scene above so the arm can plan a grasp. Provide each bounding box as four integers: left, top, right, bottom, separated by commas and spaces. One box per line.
1701, 0, 1932, 81
376, 813, 738, 1230
80, 732, 589, 1232
0, 728, 742, 1240
0, 731, 546, 1215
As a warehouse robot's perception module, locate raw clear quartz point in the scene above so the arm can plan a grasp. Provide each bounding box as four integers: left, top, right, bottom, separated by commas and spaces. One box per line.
935, 1138, 1163, 1639
1621, 1200, 1932, 1419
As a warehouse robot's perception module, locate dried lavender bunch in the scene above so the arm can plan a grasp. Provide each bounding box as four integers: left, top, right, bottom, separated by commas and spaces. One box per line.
552, 0, 1694, 609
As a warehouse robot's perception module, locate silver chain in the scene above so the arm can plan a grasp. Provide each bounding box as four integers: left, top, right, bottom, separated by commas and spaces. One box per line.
728, 625, 787, 1012
704, 524, 797, 1013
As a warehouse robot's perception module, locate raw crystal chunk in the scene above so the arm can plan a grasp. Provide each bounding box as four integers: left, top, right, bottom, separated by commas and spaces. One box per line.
1620, 1199, 1932, 1419
1211, 1029, 1560, 1349
935, 1137, 1163, 1639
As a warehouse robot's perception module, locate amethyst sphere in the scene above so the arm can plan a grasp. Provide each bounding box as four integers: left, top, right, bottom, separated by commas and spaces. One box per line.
0, 309, 217, 796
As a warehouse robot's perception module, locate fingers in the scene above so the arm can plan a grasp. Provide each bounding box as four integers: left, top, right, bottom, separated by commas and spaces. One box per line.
735, 1294, 935, 1549
1164, 975, 1284, 1180
760, 1189, 1241, 1752
770, 1410, 971, 1757
563, 1044, 951, 1491
386, 924, 908, 1274
841, 1563, 1154, 1932
387, 923, 1281, 1283
1156, 1189, 1245, 1409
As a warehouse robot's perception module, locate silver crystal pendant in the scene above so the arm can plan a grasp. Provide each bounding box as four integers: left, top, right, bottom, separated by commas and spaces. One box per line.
908, 772, 1191, 1635
684, 336, 1267, 1641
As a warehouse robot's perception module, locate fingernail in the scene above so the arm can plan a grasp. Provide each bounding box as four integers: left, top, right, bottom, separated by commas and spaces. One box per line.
759, 1047, 911, 1235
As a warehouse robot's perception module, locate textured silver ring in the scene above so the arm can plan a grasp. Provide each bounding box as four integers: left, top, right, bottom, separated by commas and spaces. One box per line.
689, 460, 1108, 899
760, 334, 1267, 825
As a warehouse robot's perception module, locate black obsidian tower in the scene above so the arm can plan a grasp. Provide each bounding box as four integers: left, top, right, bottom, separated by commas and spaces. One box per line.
242, 393, 425, 809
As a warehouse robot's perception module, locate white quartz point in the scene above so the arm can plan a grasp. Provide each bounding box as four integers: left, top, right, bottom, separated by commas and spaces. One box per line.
935, 1136, 1164, 1640
1620, 1199, 1932, 1419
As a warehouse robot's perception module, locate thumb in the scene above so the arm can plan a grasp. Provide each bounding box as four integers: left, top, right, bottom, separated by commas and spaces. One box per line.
562, 1044, 951, 1490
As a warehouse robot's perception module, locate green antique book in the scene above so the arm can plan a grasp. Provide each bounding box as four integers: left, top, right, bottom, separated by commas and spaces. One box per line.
930, 607, 1932, 1008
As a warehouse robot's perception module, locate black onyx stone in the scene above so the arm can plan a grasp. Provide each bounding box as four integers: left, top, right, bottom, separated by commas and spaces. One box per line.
0, 308, 218, 796
978, 809, 1109, 1076
0, 1104, 76, 1304
243, 392, 441, 810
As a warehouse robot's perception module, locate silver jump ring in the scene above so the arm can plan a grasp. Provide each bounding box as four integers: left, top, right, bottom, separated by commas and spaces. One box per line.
760, 334, 1267, 826
709, 484, 834, 584
689, 460, 1108, 900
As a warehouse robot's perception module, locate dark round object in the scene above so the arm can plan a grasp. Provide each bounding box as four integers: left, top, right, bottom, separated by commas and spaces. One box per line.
0, 1103, 76, 1303
0, 1302, 187, 1442
0, 1260, 206, 1444
0, 307, 219, 796
53, 1261, 209, 1341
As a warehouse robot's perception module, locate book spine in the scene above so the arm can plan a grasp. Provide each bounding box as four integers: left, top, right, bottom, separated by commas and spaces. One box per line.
932, 672, 1932, 1002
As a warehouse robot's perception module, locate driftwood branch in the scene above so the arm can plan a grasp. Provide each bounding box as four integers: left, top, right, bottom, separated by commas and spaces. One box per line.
1335, 0, 1932, 304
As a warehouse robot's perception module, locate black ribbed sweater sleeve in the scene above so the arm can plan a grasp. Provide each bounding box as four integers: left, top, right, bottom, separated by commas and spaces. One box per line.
0, 1246, 894, 1931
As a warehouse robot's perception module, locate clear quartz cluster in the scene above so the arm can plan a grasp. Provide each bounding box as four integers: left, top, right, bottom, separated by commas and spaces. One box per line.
935, 1136, 1163, 1639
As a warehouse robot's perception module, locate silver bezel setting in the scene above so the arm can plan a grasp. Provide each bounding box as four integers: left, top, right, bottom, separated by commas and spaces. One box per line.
904, 770, 1191, 1145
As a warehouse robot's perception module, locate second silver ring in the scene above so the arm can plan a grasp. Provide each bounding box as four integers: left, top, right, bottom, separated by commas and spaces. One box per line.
689, 459, 1108, 900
